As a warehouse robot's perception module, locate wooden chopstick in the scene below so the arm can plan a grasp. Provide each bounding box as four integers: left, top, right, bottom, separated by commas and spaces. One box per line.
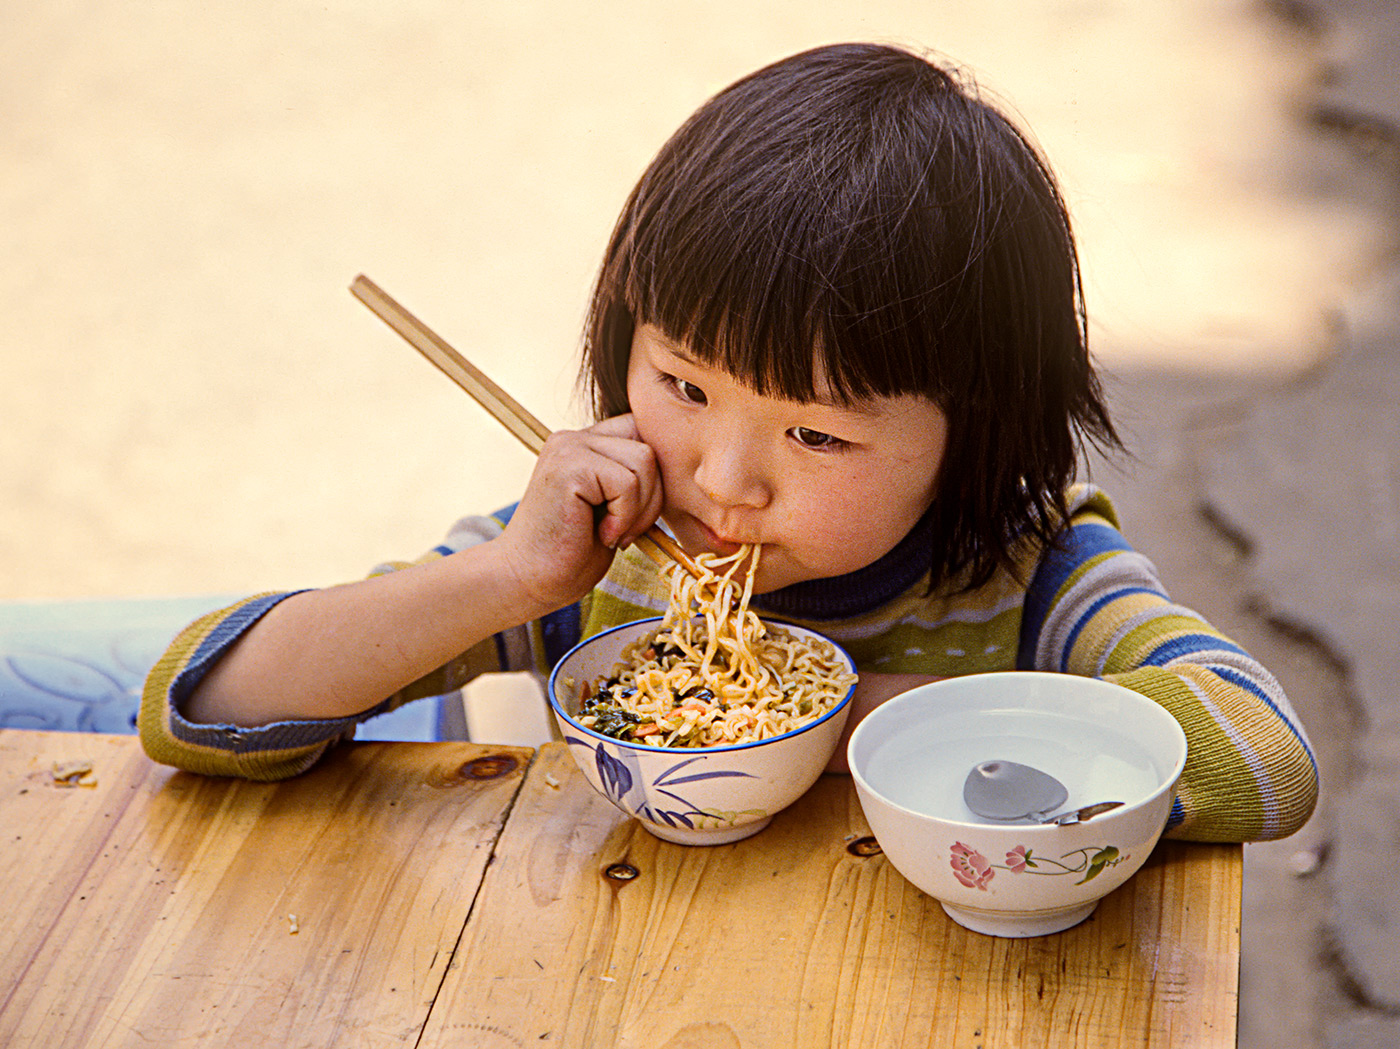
350, 275, 702, 581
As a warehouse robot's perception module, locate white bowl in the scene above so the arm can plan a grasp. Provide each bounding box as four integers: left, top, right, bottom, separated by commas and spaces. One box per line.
847, 672, 1187, 937
548, 616, 857, 845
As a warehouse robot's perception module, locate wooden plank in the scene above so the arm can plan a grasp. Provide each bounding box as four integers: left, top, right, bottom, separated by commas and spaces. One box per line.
423, 742, 1240, 1048
0, 730, 529, 1049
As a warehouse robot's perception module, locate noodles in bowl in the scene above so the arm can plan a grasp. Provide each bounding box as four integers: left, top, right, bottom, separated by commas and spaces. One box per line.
574, 546, 857, 748
548, 545, 859, 844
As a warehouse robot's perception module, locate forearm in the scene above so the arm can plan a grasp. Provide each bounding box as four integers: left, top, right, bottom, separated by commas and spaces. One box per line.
1109, 663, 1317, 842
185, 542, 544, 727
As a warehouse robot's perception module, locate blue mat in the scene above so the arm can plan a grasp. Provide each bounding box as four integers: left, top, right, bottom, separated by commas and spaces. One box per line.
0, 596, 446, 741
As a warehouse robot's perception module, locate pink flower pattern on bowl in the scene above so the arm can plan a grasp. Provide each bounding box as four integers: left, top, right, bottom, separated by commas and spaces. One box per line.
949, 840, 1129, 890
949, 841, 994, 889
1005, 844, 1032, 873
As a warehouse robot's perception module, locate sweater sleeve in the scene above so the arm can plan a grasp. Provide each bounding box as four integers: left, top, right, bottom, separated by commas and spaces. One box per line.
1018, 486, 1319, 843
138, 509, 542, 779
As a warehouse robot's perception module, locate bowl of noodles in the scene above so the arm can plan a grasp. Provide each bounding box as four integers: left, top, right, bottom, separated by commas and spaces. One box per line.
547, 548, 858, 845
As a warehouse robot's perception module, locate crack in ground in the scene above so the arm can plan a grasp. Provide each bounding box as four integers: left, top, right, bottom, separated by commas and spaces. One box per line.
1310, 104, 1400, 179
1319, 924, 1400, 1018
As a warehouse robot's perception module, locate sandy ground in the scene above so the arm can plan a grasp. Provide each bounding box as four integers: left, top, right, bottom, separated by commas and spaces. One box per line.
3, 2, 1385, 1045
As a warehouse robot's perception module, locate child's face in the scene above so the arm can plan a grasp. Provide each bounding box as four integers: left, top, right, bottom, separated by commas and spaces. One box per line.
626, 324, 947, 594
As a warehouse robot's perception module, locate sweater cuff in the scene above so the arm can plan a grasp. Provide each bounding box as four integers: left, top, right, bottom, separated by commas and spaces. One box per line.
139, 591, 358, 780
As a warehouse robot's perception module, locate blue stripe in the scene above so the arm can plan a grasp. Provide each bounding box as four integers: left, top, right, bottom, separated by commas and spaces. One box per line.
1209, 664, 1319, 775
1056, 586, 1163, 672
1019, 521, 1136, 669
541, 601, 583, 668
173, 592, 305, 704
1166, 795, 1185, 830
1142, 633, 1249, 667
167, 591, 349, 749
491, 630, 510, 675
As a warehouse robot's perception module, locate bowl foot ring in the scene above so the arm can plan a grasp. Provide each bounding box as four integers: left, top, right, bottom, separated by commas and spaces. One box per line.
940, 899, 1098, 938
643, 815, 773, 846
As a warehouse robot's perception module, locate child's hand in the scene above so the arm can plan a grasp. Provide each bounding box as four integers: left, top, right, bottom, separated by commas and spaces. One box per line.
495, 414, 663, 614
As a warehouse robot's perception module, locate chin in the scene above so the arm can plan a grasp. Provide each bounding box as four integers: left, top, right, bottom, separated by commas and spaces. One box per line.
749, 560, 818, 596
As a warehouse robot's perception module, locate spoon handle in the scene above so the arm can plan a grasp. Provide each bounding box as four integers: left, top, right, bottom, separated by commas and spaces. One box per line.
1039, 801, 1124, 826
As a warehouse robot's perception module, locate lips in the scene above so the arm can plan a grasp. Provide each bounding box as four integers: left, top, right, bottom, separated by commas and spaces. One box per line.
673, 512, 745, 557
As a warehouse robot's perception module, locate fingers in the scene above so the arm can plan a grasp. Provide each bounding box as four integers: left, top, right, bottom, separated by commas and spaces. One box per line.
514, 414, 660, 550
590, 419, 663, 547
537, 422, 661, 548
494, 415, 666, 611
587, 413, 643, 441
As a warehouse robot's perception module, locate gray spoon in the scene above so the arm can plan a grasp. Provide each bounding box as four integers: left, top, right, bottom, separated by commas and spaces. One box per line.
963, 759, 1124, 825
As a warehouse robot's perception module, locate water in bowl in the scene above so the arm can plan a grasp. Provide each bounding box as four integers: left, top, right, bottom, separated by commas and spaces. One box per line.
861, 709, 1164, 824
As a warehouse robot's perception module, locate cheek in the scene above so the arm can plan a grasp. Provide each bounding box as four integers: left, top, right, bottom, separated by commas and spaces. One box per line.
789, 462, 935, 549
625, 370, 661, 440
626, 383, 688, 477
778, 469, 873, 541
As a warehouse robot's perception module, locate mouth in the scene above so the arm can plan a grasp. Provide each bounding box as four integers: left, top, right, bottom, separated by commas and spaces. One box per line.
673, 513, 746, 558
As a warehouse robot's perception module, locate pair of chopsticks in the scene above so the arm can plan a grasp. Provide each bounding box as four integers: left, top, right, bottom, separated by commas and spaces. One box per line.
349, 274, 701, 582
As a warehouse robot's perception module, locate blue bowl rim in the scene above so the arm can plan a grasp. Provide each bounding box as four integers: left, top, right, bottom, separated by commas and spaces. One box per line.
547, 615, 857, 755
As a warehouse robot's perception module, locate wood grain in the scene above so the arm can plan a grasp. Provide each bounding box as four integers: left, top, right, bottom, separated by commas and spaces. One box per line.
422, 743, 1240, 1048
1, 732, 1239, 1048
0, 731, 529, 1049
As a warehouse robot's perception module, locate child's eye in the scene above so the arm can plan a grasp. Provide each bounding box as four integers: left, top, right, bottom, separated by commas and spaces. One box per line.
666, 376, 708, 405
790, 426, 846, 450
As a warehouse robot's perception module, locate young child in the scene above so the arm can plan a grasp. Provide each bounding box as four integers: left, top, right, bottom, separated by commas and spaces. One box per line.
140, 42, 1316, 843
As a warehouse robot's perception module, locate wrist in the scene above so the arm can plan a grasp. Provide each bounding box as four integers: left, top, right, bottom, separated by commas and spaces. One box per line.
482, 528, 608, 625
445, 537, 569, 632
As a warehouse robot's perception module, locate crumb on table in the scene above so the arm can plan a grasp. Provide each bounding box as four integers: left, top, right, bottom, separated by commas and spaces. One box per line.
51, 761, 97, 788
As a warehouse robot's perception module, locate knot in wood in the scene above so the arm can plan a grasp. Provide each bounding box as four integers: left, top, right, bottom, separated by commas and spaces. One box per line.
460, 754, 519, 780
603, 862, 640, 882
846, 836, 883, 857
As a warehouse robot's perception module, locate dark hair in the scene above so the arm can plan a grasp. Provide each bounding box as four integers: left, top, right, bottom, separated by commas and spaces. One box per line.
581, 42, 1121, 589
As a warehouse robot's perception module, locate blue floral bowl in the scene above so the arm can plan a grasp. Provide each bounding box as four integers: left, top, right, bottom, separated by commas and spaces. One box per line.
548, 617, 857, 845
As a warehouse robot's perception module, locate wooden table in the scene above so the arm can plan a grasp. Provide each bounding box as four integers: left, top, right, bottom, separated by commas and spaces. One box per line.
1, 729, 1240, 1047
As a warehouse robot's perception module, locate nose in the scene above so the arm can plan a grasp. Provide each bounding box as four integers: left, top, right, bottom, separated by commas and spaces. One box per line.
692, 427, 772, 511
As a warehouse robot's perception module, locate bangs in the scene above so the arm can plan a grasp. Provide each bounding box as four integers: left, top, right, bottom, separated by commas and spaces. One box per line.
621, 178, 953, 408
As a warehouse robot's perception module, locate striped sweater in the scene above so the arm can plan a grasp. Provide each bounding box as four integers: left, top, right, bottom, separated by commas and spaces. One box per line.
139, 485, 1317, 843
